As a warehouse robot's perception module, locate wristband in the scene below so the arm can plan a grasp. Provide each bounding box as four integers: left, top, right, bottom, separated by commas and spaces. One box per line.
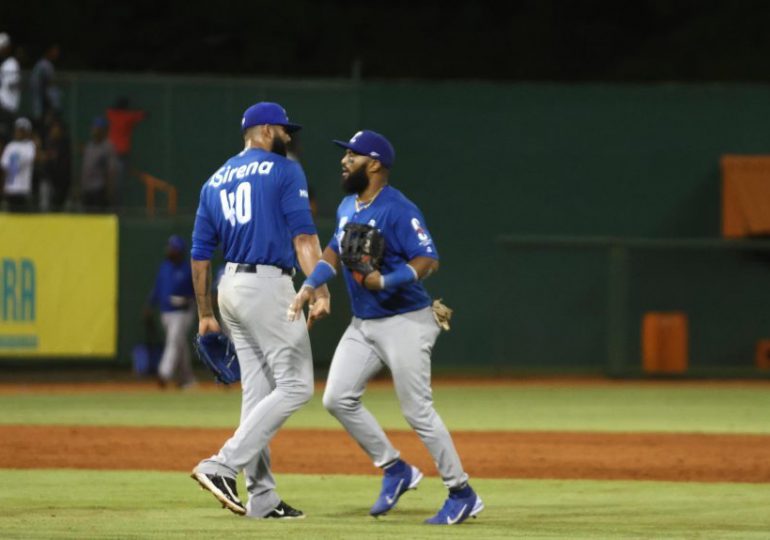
381, 264, 418, 289
303, 260, 336, 289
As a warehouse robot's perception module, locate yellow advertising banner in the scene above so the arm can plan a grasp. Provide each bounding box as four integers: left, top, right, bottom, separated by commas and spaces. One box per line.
0, 215, 118, 357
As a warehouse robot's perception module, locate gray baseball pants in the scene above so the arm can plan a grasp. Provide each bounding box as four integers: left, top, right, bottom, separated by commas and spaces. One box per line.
322, 306, 469, 489
194, 264, 314, 517
158, 308, 195, 385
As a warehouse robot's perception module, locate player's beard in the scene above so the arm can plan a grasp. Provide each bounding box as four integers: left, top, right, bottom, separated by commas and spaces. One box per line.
342, 166, 370, 194
271, 137, 288, 157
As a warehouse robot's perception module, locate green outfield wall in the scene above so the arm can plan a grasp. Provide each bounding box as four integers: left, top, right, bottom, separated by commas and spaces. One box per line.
54, 74, 770, 374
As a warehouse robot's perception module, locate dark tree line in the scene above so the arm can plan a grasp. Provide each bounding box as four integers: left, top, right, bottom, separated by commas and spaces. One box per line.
3, 0, 769, 81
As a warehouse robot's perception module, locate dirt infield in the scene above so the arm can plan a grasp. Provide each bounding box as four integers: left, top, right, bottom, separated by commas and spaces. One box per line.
3, 425, 769, 483
3, 380, 769, 483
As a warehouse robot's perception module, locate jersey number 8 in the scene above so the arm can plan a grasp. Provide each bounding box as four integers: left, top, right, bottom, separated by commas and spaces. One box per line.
220, 183, 252, 226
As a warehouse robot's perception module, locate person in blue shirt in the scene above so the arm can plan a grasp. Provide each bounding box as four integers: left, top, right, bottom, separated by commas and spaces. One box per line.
189, 102, 330, 520
145, 234, 196, 388
288, 130, 483, 526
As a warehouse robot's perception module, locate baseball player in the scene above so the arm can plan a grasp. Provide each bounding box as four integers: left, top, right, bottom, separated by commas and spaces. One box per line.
190, 102, 330, 519
288, 130, 483, 525
144, 234, 196, 389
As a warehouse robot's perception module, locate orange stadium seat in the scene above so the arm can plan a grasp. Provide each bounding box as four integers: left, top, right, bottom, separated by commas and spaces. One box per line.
642, 312, 689, 374
754, 340, 770, 370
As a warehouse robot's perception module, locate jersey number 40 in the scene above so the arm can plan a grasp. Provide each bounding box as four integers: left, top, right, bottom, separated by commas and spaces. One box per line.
220, 183, 252, 226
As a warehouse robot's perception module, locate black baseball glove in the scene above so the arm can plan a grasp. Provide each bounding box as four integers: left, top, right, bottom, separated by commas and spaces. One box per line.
340, 222, 385, 276
193, 332, 241, 385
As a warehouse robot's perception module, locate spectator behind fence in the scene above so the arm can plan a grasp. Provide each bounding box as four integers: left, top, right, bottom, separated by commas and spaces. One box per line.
106, 96, 146, 200
106, 97, 146, 162
0, 32, 21, 146
80, 116, 118, 212
40, 112, 71, 211
0, 117, 36, 212
30, 43, 61, 124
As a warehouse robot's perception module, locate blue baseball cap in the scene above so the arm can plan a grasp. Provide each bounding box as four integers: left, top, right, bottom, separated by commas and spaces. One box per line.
241, 102, 301, 133
333, 130, 395, 169
92, 116, 109, 129
167, 234, 186, 252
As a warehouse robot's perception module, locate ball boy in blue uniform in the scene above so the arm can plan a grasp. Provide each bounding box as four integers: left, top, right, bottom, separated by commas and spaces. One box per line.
145, 234, 196, 388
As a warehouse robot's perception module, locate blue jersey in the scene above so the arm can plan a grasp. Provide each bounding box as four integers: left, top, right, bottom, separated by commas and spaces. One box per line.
191, 148, 316, 269
329, 185, 438, 319
149, 259, 195, 312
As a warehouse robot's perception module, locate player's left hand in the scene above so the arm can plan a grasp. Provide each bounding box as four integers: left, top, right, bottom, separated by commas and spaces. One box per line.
307, 289, 331, 329
362, 270, 384, 291
198, 315, 221, 336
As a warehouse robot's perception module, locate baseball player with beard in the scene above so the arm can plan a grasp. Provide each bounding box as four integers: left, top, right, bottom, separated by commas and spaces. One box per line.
288, 130, 483, 526
190, 102, 330, 519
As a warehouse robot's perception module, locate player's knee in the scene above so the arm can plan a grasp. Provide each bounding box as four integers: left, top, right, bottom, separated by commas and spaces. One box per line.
295, 379, 314, 405
322, 388, 341, 414
322, 389, 356, 415
278, 377, 313, 406
401, 403, 434, 429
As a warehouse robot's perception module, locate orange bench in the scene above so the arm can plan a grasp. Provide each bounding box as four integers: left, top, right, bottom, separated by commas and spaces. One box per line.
721, 155, 770, 238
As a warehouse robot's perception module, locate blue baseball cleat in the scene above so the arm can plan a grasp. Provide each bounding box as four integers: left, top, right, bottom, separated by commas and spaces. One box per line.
425, 485, 484, 525
369, 459, 423, 516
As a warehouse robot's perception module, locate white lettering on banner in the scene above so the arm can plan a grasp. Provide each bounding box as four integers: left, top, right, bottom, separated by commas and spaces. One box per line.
209, 160, 274, 187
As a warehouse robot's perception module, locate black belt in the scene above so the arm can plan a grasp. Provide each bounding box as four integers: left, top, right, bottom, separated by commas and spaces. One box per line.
234, 264, 293, 275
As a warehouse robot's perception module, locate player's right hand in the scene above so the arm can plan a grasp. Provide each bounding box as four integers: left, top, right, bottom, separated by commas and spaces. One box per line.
287, 285, 314, 322
198, 315, 221, 336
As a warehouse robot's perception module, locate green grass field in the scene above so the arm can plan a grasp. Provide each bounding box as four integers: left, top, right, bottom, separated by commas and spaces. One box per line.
1, 471, 769, 539
1, 382, 769, 539
1, 383, 769, 433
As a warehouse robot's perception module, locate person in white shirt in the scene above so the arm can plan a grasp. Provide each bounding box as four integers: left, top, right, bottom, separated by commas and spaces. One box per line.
1, 117, 36, 212
0, 33, 21, 146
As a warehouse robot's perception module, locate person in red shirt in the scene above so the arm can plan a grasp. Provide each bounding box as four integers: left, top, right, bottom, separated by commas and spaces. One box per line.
106, 96, 146, 204
106, 96, 145, 156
